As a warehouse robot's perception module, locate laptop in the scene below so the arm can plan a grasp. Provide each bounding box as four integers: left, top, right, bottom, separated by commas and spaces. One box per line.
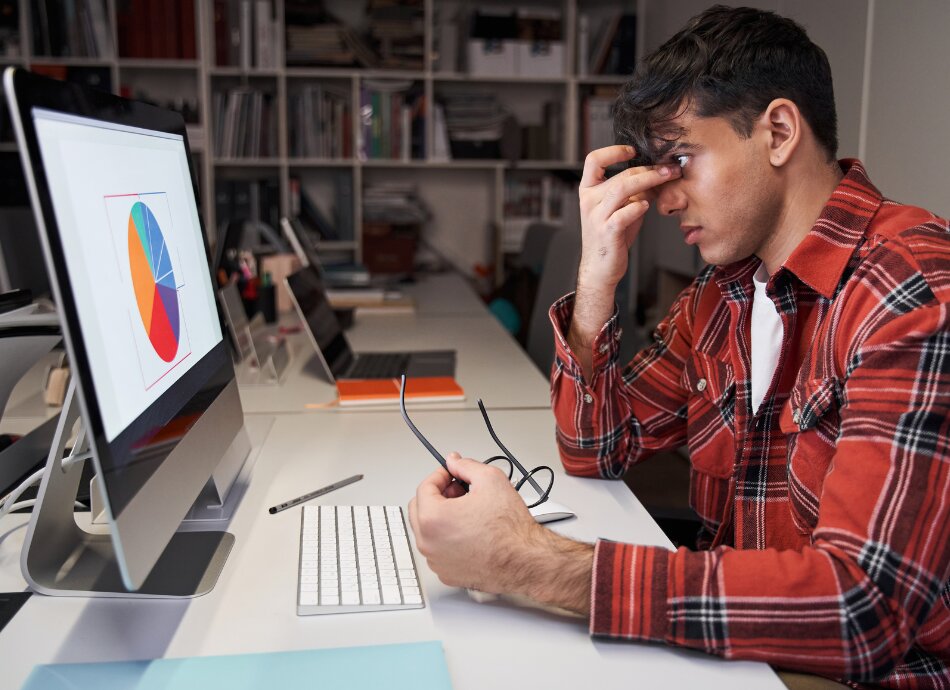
285, 266, 455, 382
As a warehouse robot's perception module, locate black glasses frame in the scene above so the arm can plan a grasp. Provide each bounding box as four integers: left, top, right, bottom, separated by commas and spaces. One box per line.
398, 375, 553, 508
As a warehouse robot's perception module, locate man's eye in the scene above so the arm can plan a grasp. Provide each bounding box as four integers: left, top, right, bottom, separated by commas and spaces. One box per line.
674, 154, 690, 169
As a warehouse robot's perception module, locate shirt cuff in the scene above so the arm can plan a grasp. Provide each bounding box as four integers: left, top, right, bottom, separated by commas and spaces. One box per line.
590, 540, 671, 643
548, 292, 622, 377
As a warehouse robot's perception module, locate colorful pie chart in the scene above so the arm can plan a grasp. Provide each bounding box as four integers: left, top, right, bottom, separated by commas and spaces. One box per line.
128, 201, 180, 362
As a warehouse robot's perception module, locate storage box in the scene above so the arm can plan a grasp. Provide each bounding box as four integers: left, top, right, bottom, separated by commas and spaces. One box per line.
516, 40, 564, 78
362, 223, 418, 275
467, 39, 517, 77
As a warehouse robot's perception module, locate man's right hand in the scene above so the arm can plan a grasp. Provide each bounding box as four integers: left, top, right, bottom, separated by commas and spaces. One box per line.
568, 146, 681, 378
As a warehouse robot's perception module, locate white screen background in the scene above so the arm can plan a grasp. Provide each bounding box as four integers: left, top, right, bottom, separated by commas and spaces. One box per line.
33, 111, 222, 441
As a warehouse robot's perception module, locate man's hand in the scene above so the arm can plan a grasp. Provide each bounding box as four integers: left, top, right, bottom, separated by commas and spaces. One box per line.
408, 453, 594, 615
569, 146, 681, 378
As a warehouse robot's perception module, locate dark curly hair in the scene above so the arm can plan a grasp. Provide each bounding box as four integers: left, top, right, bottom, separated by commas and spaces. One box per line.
614, 5, 838, 165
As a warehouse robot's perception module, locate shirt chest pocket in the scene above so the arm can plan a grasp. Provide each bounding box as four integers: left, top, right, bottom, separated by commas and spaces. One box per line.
682, 353, 736, 480
779, 377, 842, 534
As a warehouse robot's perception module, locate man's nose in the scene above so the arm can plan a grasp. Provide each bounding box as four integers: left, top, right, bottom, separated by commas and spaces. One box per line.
655, 180, 685, 216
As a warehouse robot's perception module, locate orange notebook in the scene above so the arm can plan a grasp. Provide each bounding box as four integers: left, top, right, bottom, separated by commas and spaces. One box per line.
336, 377, 465, 407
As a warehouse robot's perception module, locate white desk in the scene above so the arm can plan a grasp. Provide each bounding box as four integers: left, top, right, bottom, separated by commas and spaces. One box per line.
238, 312, 551, 414
0, 410, 782, 689
400, 272, 489, 316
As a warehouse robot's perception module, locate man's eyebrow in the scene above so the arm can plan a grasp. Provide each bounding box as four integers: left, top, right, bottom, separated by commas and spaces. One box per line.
669, 141, 701, 152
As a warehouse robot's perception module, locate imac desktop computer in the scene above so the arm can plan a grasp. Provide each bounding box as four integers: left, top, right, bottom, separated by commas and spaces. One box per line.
4, 67, 251, 597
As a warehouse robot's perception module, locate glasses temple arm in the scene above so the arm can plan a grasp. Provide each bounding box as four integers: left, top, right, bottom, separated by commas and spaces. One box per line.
476, 399, 545, 496
400, 375, 469, 491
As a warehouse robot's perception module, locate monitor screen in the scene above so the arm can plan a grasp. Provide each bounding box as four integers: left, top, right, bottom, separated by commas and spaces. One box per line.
32, 109, 222, 441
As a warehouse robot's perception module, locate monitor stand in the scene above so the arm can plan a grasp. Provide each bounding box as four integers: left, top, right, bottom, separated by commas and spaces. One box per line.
20, 381, 238, 598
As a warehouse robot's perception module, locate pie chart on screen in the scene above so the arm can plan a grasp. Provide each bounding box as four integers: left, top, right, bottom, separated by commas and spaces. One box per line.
128, 201, 180, 362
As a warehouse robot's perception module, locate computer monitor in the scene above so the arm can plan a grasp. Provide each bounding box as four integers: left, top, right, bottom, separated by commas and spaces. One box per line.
4, 67, 250, 597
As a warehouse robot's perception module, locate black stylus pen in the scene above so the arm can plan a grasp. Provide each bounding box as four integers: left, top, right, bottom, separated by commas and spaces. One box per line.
268, 474, 364, 514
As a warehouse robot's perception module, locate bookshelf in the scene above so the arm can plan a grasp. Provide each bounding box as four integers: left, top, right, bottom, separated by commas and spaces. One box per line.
1, 0, 644, 288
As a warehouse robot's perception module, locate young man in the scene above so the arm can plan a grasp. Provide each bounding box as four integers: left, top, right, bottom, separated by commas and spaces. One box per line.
409, 6, 949, 688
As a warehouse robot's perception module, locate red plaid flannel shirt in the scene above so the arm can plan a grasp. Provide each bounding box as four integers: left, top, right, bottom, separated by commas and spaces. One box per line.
550, 161, 950, 688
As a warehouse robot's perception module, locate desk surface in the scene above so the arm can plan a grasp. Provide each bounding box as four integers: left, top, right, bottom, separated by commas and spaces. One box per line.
399, 272, 489, 316
0, 409, 782, 689
238, 312, 551, 414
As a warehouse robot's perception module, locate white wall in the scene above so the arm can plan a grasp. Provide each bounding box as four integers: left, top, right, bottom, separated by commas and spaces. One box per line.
864, 0, 950, 217
635, 0, 950, 304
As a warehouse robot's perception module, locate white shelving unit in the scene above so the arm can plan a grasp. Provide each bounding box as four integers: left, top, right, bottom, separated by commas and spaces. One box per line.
3, 0, 643, 287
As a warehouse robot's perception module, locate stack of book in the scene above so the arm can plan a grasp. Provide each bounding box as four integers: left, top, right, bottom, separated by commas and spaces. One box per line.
366, 0, 425, 71
289, 85, 351, 159
363, 183, 429, 226
440, 89, 509, 160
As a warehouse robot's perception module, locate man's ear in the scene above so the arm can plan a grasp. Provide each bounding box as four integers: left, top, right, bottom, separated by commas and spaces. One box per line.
759, 98, 802, 168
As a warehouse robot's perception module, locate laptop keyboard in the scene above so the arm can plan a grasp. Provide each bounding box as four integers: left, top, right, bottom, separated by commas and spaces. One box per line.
348, 352, 410, 379
297, 505, 424, 615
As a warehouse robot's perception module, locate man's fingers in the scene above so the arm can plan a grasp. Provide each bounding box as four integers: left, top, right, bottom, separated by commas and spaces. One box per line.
595, 165, 679, 218
417, 465, 453, 500
602, 199, 651, 242
580, 145, 637, 188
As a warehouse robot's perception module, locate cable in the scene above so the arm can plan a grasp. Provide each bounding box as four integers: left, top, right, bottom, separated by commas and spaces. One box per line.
0, 452, 91, 522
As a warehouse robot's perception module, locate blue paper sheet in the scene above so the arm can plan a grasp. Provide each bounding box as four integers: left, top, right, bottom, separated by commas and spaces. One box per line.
22, 640, 452, 690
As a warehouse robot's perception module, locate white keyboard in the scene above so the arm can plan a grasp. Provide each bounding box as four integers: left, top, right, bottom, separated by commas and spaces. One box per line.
297, 505, 424, 615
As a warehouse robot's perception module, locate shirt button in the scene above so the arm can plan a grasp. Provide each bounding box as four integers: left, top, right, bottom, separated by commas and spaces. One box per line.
598, 343, 609, 354
583, 393, 593, 404
696, 378, 707, 392
792, 409, 801, 425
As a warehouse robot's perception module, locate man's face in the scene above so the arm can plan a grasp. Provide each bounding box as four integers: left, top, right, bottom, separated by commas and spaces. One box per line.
650, 108, 782, 266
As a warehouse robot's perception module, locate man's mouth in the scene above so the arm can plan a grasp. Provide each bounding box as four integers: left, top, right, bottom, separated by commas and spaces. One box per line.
681, 226, 702, 244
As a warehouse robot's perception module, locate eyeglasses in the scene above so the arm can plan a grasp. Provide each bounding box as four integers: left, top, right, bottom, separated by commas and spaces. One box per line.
399, 375, 554, 508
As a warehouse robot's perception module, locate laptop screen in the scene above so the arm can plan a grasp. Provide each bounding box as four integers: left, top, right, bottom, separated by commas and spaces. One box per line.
285, 266, 355, 379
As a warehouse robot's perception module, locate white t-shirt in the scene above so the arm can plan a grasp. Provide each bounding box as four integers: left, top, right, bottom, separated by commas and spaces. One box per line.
750, 262, 784, 414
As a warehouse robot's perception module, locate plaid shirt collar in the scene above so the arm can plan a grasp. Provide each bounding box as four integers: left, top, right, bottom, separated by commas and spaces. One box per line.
714, 159, 883, 299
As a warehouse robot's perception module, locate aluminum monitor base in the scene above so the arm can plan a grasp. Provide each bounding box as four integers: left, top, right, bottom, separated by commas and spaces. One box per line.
20, 382, 234, 598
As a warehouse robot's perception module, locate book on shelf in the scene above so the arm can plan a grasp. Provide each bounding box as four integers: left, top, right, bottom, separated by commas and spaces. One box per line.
215, 178, 280, 230
586, 12, 636, 75
582, 90, 616, 156
30, 0, 112, 59
336, 376, 464, 407
213, 87, 276, 158
116, 0, 194, 59
358, 80, 424, 161
289, 85, 351, 159
211, 0, 278, 68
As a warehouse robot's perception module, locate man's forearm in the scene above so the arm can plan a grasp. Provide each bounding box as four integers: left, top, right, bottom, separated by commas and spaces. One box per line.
567, 280, 617, 381
508, 527, 594, 616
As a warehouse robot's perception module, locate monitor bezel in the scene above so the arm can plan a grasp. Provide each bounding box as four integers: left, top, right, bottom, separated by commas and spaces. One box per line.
4, 69, 235, 533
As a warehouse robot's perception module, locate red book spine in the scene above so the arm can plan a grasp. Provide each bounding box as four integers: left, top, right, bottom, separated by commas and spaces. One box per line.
180, 0, 196, 59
